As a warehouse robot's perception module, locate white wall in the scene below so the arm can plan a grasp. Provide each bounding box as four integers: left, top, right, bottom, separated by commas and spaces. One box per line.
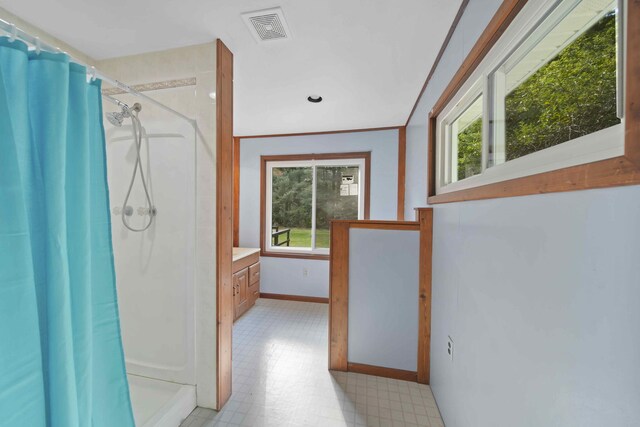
405, 1, 640, 426
105, 102, 196, 385
239, 129, 399, 298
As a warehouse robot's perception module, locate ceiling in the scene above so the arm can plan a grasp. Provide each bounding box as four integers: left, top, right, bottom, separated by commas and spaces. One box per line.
0, 0, 462, 136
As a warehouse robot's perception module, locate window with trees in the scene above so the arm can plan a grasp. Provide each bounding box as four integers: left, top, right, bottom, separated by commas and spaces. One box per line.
261, 153, 369, 258
435, 0, 628, 196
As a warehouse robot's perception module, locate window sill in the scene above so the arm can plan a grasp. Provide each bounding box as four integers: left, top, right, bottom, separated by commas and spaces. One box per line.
260, 251, 330, 261
427, 155, 640, 204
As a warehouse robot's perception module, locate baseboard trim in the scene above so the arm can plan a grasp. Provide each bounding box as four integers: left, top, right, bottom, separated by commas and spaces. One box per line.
260, 293, 329, 304
347, 362, 418, 382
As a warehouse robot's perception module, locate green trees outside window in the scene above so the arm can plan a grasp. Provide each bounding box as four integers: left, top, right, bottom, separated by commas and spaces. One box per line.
504, 12, 619, 160
456, 11, 619, 179
271, 165, 360, 248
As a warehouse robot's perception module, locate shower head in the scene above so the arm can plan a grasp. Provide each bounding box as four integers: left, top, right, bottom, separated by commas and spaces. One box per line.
105, 103, 141, 127
106, 110, 127, 127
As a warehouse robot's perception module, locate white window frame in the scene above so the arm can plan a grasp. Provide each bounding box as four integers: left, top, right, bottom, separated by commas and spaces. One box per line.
265, 157, 366, 256
436, 0, 626, 195
438, 79, 485, 187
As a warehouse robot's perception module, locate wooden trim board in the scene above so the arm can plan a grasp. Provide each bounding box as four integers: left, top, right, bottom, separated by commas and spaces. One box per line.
397, 126, 407, 220
329, 221, 350, 372
233, 137, 240, 247
416, 208, 434, 384
260, 293, 329, 304
333, 219, 420, 231
427, 0, 640, 204
215, 39, 234, 410
259, 151, 373, 164
235, 125, 401, 140
259, 252, 329, 261
347, 363, 418, 382
624, 0, 640, 167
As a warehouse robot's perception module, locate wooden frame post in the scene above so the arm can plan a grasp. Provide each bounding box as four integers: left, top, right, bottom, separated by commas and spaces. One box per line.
416, 208, 434, 384
216, 39, 234, 410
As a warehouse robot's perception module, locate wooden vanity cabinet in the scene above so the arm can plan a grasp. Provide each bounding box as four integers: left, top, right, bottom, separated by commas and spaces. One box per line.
232, 251, 260, 321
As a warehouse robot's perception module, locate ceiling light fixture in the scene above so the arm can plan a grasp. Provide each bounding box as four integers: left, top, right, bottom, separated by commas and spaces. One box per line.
307, 95, 322, 103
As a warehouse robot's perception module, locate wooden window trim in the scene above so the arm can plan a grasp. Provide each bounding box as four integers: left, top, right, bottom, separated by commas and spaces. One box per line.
260, 152, 371, 260
427, 0, 640, 204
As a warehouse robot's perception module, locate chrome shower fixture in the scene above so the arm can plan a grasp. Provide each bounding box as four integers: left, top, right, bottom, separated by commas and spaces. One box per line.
105, 110, 127, 127
105, 100, 155, 233
105, 102, 142, 127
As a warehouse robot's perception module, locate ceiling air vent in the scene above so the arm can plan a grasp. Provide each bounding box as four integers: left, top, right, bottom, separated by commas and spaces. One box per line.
242, 7, 291, 43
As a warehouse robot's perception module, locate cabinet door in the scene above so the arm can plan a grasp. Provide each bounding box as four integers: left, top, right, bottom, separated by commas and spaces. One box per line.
235, 268, 249, 319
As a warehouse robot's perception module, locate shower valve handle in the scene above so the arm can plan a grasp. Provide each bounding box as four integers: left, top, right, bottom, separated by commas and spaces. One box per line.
137, 207, 157, 217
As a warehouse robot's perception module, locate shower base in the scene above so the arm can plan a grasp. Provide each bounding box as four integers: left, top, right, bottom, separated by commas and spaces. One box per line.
128, 374, 196, 427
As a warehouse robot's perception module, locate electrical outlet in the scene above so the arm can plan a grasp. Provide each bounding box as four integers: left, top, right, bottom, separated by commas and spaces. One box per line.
447, 336, 454, 362
302, 267, 309, 278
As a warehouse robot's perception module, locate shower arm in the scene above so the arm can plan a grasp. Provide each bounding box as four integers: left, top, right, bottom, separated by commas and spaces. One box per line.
104, 94, 129, 110
104, 94, 141, 113
0, 19, 196, 127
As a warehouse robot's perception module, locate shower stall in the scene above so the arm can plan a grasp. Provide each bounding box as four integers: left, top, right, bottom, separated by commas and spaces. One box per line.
0, 16, 222, 425
98, 42, 219, 426
103, 93, 197, 426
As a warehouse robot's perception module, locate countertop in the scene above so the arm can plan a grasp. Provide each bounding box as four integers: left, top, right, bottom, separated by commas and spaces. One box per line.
232, 247, 260, 263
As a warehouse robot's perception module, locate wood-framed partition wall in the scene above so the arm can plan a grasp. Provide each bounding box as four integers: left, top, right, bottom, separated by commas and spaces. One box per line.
427, 0, 640, 204
215, 39, 234, 410
328, 209, 434, 383
232, 126, 407, 247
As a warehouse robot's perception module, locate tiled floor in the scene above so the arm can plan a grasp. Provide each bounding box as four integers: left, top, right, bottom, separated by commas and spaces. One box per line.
181, 299, 444, 427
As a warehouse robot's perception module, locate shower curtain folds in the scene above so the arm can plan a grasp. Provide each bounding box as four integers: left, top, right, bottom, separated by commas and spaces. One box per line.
0, 37, 134, 426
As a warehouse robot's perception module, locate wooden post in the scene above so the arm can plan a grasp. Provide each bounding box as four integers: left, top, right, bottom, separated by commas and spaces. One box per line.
416, 208, 433, 384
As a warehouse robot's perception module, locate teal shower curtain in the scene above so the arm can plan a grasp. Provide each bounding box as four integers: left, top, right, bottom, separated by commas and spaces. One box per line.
0, 38, 134, 426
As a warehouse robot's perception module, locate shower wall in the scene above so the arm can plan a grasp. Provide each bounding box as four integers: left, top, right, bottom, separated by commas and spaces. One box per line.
98, 43, 218, 408
104, 98, 196, 384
